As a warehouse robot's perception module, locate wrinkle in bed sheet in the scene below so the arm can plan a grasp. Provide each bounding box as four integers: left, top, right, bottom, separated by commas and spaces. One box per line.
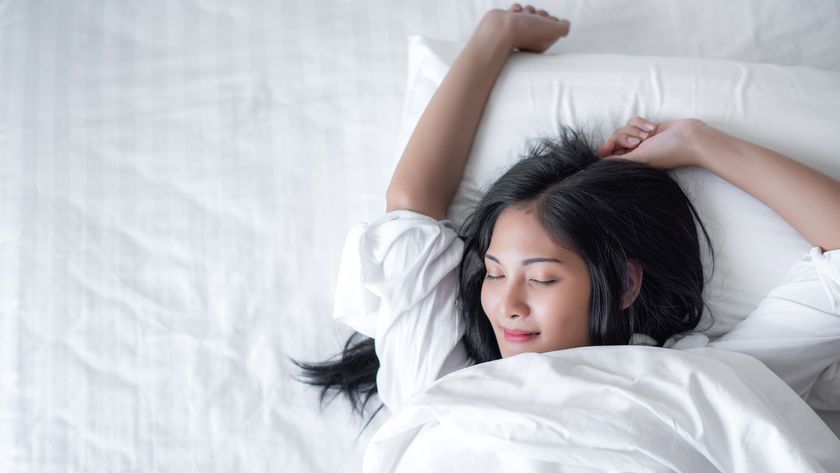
3, 1, 840, 473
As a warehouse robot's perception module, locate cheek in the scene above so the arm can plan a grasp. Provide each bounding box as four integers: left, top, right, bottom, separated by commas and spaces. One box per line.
531, 294, 564, 323
534, 288, 585, 325
480, 281, 491, 315
480, 281, 502, 322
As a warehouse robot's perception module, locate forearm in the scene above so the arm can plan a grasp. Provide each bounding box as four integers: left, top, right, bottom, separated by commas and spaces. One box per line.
696, 126, 840, 251
386, 13, 513, 220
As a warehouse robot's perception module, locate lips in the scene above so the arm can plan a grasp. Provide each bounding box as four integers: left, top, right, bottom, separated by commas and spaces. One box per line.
503, 328, 540, 343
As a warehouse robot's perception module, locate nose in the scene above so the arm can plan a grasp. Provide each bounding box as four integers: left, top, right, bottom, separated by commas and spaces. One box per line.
500, 280, 530, 319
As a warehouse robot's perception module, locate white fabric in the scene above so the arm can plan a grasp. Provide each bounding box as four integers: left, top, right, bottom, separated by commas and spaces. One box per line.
334, 213, 464, 413
5, 0, 840, 472
709, 247, 840, 407
334, 210, 470, 410
362, 347, 840, 473
334, 210, 840, 413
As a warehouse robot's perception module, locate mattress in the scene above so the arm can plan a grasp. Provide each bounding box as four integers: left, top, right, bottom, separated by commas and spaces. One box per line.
2, 1, 839, 472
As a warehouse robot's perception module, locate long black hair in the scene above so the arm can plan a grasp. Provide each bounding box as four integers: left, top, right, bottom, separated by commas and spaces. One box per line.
291, 127, 714, 431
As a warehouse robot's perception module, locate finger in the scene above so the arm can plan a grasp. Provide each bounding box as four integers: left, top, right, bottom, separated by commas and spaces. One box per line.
608, 143, 644, 160
628, 116, 657, 132
618, 132, 642, 148
537, 9, 549, 16
557, 19, 571, 36
621, 124, 653, 141
598, 138, 616, 158
510, 3, 522, 11
525, 5, 536, 13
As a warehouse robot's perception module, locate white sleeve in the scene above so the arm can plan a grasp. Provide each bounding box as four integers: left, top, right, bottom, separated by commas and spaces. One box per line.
332, 210, 471, 412
708, 247, 840, 404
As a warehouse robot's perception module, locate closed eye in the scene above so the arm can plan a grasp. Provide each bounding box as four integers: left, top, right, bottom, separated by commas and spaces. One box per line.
484, 274, 557, 287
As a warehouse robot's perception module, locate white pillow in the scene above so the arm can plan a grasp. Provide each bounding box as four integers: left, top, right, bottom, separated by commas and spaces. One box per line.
396, 35, 840, 340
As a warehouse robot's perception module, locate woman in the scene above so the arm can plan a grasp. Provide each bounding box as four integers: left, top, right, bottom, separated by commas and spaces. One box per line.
293, 4, 840, 431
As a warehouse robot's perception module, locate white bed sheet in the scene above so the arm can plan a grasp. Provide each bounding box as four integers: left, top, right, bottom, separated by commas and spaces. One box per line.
2, 1, 840, 472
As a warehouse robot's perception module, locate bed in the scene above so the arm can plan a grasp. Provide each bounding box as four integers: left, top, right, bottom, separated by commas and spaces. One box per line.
3, 1, 840, 472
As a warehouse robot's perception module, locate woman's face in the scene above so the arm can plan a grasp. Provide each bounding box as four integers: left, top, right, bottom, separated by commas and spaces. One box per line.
481, 204, 592, 358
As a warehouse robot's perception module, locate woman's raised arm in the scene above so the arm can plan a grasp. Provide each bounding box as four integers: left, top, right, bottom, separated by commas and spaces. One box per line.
602, 118, 840, 251
386, 5, 570, 220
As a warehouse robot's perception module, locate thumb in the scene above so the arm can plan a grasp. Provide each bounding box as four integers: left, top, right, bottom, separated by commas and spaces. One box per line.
609, 145, 658, 164
598, 138, 615, 158
605, 147, 643, 161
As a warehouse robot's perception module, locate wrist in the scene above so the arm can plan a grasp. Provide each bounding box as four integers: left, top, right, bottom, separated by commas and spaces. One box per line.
689, 120, 730, 170
476, 10, 515, 52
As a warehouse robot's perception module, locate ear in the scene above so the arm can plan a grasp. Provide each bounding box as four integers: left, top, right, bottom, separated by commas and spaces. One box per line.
621, 259, 644, 310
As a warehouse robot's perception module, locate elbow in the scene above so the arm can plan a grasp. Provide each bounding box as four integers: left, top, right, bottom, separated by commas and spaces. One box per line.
385, 189, 447, 221
385, 187, 410, 212
384, 184, 403, 210
384, 191, 421, 214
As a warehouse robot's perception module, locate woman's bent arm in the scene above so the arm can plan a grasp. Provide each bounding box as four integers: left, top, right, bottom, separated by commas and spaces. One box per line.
603, 118, 840, 251
695, 125, 840, 251
386, 6, 570, 220
385, 12, 513, 220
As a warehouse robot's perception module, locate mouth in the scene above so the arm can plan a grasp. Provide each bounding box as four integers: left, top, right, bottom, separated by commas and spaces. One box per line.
503, 328, 540, 343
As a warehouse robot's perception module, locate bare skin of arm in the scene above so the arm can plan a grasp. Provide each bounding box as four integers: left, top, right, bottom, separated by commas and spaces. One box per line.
696, 125, 840, 251
386, 4, 570, 221
603, 118, 840, 251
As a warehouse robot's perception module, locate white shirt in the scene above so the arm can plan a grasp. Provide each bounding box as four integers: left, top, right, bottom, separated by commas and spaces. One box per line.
333, 210, 840, 413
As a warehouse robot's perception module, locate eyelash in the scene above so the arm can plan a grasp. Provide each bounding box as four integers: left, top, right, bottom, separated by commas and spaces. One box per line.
484, 274, 557, 287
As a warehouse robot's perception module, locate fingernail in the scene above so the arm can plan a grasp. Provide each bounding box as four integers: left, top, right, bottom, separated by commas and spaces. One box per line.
628, 137, 640, 145
643, 123, 655, 131
639, 132, 649, 139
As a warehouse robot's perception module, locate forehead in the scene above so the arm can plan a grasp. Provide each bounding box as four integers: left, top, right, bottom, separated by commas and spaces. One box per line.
489, 205, 569, 255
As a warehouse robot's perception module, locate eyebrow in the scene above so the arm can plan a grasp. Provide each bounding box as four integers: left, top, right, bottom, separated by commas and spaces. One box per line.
484, 254, 563, 266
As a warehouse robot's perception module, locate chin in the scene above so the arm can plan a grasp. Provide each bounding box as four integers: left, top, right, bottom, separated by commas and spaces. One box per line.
501, 345, 535, 358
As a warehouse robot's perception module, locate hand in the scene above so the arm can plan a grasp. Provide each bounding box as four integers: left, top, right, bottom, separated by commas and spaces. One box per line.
599, 117, 710, 170
483, 4, 571, 54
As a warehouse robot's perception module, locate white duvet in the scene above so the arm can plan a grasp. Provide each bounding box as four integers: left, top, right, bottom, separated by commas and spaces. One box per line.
363, 347, 840, 472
